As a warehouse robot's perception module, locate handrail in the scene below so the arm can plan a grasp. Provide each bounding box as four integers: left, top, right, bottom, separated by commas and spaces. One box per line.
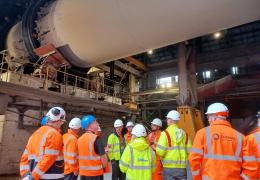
0, 49, 130, 101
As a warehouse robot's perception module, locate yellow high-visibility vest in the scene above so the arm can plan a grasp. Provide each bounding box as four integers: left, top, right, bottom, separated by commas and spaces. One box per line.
119, 137, 156, 180
156, 124, 192, 168
107, 133, 123, 160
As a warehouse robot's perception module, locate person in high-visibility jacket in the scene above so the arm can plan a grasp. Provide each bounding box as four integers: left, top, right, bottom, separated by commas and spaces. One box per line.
78, 115, 108, 180
124, 121, 134, 144
189, 103, 258, 180
120, 124, 156, 180
63, 117, 81, 180
107, 119, 126, 180
20, 107, 65, 180
156, 110, 192, 180
147, 118, 163, 180
95, 125, 111, 174
238, 110, 260, 179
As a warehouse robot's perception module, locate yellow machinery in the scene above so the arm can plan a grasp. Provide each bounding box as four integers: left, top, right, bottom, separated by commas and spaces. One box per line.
177, 106, 204, 141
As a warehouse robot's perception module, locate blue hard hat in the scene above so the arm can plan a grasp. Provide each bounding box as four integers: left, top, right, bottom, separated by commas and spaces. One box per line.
40, 116, 48, 125
81, 115, 96, 129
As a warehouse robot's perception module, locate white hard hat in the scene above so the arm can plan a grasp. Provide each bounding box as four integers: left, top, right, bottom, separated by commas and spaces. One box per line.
205, 103, 229, 116
131, 124, 147, 137
69, 117, 81, 129
114, 119, 124, 128
166, 110, 180, 121
151, 118, 162, 127
126, 121, 134, 127
46, 107, 66, 122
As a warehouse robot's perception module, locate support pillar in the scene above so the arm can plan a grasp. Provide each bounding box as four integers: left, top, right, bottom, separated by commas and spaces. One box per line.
177, 42, 189, 105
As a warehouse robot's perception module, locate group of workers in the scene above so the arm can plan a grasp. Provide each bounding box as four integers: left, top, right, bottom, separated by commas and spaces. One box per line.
19, 102, 260, 180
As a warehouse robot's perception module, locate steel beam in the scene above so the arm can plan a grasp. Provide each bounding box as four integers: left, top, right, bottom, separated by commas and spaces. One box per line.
115, 61, 141, 76
124, 57, 148, 71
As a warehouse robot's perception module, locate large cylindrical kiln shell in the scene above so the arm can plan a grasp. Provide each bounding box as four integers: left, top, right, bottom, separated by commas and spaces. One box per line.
7, 0, 260, 67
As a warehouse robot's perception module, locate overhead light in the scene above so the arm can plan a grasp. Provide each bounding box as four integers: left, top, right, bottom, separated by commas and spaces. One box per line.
148, 49, 153, 55
213, 32, 222, 39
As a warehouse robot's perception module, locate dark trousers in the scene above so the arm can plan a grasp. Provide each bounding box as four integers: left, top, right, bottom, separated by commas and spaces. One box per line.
64, 172, 78, 180
163, 168, 188, 180
80, 175, 103, 180
111, 160, 126, 180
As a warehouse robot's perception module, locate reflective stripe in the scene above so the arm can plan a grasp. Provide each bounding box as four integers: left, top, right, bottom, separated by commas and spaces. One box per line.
204, 154, 242, 162
186, 147, 191, 152
129, 146, 134, 167
28, 154, 39, 161
39, 128, 56, 156
63, 134, 76, 160
205, 127, 242, 162
29, 154, 63, 161
64, 152, 77, 157
156, 144, 167, 150
23, 149, 28, 155
33, 166, 44, 176
64, 158, 76, 164
190, 148, 203, 155
257, 158, 260, 162
20, 165, 30, 171
80, 165, 103, 170
243, 155, 256, 162
41, 173, 64, 179
44, 149, 59, 155
78, 155, 100, 160
128, 146, 153, 170
191, 169, 200, 176
241, 173, 250, 180
235, 133, 242, 157
119, 160, 129, 167
202, 175, 212, 180
166, 146, 187, 150
56, 155, 64, 161
161, 160, 187, 165
253, 133, 260, 153
129, 165, 152, 170
205, 127, 211, 153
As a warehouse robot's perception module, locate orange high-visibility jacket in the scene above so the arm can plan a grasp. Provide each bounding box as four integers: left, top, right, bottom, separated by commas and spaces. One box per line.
20, 126, 64, 180
63, 129, 79, 175
124, 131, 132, 144
246, 127, 260, 179
78, 132, 103, 176
148, 130, 163, 180
189, 120, 258, 180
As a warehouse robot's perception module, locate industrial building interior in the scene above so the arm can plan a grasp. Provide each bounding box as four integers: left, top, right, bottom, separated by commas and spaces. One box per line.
0, 0, 260, 179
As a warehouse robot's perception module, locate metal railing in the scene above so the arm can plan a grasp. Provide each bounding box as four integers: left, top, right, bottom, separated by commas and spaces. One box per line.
0, 50, 131, 103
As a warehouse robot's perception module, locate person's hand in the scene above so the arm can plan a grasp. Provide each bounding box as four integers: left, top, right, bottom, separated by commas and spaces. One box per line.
73, 171, 79, 176
105, 146, 109, 153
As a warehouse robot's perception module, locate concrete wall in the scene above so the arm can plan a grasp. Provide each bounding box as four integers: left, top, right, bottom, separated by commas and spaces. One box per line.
0, 108, 36, 175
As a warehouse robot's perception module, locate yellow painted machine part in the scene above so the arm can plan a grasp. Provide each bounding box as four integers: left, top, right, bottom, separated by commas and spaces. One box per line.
177, 106, 204, 141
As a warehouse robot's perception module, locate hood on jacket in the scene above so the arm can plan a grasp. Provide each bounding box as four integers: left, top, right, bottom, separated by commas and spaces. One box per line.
168, 124, 185, 143
129, 137, 149, 151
